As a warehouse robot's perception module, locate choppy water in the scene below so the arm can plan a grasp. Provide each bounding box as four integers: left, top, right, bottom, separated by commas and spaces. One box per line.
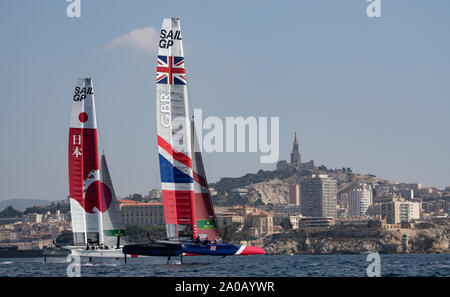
0, 254, 449, 277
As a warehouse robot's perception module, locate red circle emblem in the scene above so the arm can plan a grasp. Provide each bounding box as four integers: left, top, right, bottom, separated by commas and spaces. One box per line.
78, 112, 88, 122
84, 181, 112, 213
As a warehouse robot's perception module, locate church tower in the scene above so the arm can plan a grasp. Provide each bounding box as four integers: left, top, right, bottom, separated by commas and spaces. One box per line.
290, 132, 301, 169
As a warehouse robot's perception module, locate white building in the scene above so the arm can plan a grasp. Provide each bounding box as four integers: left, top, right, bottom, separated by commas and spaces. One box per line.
348, 184, 373, 217
23, 213, 43, 224
118, 200, 165, 226
381, 197, 421, 224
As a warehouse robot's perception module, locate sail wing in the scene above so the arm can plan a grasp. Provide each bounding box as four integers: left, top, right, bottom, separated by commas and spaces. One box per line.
69, 78, 124, 246
156, 18, 197, 240
191, 121, 221, 241
99, 154, 129, 247
68, 78, 102, 245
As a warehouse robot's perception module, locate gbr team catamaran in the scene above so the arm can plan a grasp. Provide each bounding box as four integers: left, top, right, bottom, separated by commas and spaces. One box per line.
122, 18, 265, 260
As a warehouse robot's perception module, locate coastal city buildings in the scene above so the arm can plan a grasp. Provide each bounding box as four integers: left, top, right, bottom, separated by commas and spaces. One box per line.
299, 217, 334, 230
0, 210, 70, 250
215, 206, 274, 239
272, 213, 302, 230
0, 132, 448, 251
118, 200, 165, 226
380, 197, 421, 224
300, 174, 337, 219
288, 184, 300, 206
374, 183, 421, 201
216, 211, 245, 231
247, 211, 274, 238
348, 184, 373, 217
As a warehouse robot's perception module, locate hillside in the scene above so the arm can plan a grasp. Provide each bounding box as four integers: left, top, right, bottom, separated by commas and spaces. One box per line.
210, 169, 296, 206
210, 167, 388, 206
0, 199, 54, 211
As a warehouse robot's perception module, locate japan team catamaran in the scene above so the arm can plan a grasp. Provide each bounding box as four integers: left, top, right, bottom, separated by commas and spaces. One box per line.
122, 18, 265, 259
65, 78, 129, 259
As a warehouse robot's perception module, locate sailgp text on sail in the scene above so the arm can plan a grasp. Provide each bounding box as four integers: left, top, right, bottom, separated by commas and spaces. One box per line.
159, 29, 182, 49
73, 86, 93, 101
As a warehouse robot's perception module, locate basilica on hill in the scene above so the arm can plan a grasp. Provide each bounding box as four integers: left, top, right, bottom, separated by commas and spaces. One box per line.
276, 132, 315, 171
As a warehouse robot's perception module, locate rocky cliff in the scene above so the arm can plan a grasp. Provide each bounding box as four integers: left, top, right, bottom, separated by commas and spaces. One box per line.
246, 178, 290, 205
264, 221, 450, 254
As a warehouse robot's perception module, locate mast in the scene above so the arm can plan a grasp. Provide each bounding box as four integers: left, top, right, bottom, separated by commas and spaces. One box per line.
156, 18, 196, 240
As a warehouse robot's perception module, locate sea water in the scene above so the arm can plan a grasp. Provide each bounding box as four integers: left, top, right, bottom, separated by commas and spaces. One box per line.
0, 254, 449, 277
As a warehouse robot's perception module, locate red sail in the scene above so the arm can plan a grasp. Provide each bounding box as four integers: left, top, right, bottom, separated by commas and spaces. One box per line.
68, 128, 100, 211
68, 78, 102, 244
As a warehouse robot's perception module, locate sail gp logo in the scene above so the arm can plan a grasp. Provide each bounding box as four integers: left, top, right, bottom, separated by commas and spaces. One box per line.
73, 86, 93, 101
159, 29, 182, 48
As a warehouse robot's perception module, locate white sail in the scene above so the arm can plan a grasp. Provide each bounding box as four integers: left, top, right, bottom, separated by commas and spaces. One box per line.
99, 154, 129, 247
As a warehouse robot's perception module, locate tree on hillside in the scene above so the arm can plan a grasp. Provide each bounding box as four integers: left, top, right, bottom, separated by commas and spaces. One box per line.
221, 222, 243, 243
55, 230, 74, 245
23, 201, 69, 215
280, 218, 293, 231
318, 165, 328, 172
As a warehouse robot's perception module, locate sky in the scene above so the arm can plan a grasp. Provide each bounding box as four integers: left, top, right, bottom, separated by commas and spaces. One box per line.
0, 0, 449, 201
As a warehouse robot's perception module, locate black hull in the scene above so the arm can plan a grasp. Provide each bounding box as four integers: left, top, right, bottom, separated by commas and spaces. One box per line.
123, 242, 181, 257
0, 250, 44, 258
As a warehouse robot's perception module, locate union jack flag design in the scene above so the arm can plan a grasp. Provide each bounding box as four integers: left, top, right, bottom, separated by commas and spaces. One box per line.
156, 55, 186, 85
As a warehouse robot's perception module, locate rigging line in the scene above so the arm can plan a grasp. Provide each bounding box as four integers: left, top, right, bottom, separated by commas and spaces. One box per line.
96, 99, 106, 157
187, 81, 195, 125
96, 102, 106, 156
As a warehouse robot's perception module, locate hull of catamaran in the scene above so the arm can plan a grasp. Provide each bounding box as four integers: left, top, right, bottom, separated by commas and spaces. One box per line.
122, 241, 182, 257
122, 241, 265, 257
63, 246, 125, 258
182, 243, 265, 256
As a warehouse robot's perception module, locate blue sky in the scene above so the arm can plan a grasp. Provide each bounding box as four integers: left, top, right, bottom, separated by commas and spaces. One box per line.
0, 0, 449, 200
